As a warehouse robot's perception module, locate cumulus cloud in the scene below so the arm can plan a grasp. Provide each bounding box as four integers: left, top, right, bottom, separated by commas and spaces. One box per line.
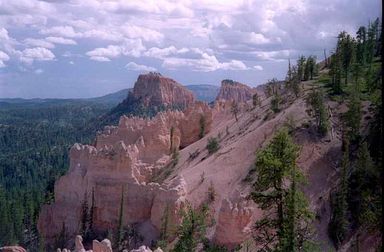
0, 0, 380, 97
0, 51, 10, 67
20, 47, 55, 64
125, 62, 157, 72
86, 39, 145, 61
46, 36, 77, 45
162, 52, 248, 72
24, 38, 55, 49
40, 26, 81, 38
144, 46, 189, 59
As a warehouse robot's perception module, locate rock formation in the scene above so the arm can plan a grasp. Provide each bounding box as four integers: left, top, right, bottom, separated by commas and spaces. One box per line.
0, 246, 26, 252
132, 72, 195, 107
38, 102, 212, 247
37, 71, 346, 250
213, 197, 259, 249
215, 79, 254, 102
130, 246, 163, 252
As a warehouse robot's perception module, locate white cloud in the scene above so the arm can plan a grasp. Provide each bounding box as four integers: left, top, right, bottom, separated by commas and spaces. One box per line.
40, 26, 81, 38
20, 47, 55, 64
24, 38, 55, 49
125, 62, 157, 72
86, 45, 122, 60
86, 39, 145, 61
46, 36, 77, 45
251, 50, 291, 61
89, 56, 111, 62
249, 32, 270, 44
162, 52, 248, 72
144, 46, 189, 59
69, 61, 74, 65
254, 65, 263, 71
0, 51, 10, 68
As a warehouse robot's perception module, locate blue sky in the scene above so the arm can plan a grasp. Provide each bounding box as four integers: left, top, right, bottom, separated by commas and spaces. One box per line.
0, 0, 381, 98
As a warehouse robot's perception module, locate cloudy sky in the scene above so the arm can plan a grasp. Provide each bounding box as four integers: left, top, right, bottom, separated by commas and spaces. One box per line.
0, 0, 381, 98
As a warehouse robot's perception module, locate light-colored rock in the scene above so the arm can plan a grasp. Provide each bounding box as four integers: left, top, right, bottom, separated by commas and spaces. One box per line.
92, 239, 112, 252
133, 72, 195, 107
130, 246, 163, 252
213, 197, 260, 249
0, 246, 27, 252
75, 235, 85, 252
215, 79, 254, 103
38, 102, 212, 245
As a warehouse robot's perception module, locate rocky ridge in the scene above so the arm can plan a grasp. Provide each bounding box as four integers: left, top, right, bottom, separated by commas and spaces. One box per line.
38, 101, 212, 248
37, 76, 346, 251
215, 79, 255, 102
132, 72, 195, 107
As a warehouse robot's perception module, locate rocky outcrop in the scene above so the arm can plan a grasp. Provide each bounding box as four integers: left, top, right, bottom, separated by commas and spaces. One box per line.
215, 79, 254, 103
213, 197, 259, 249
132, 72, 195, 107
130, 246, 163, 252
38, 102, 212, 247
0, 247, 26, 252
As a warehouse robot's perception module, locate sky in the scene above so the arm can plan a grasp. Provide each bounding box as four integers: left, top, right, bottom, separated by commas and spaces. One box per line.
0, 0, 381, 98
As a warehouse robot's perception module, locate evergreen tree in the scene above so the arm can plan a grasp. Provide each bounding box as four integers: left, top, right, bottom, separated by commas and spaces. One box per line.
199, 115, 206, 139
172, 203, 209, 252
297, 56, 306, 81
329, 52, 343, 94
356, 26, 367, 65
337, 31, 356, 85
252, 93, 261, 108
345, 89, 361, 142
231, 101, 239, 122
348, 142, 375, 226
87, 187, 96, 240
306, 89, 329, 135
329, 139, 349, 247
251, 130, 315, 251
80, 191, 89, 237
117, 186, 125, 250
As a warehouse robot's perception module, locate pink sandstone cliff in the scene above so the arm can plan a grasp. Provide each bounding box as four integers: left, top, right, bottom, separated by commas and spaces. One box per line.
132, 72, 195, 107
215, 79, 254, 102
38, 102, 212, 246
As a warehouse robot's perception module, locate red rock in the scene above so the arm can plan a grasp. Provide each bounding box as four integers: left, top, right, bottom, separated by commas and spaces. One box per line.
133, 72, 195, 107
215, 79, 254, 102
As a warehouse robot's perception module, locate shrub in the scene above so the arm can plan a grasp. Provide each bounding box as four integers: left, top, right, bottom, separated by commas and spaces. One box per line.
199, 115, 206, 139
206, 137, 219, 154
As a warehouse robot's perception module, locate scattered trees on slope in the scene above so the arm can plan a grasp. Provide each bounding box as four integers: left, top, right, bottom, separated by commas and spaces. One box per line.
172, 203, 209, 252
250, 129, 316, 251
306, 89, 329, 136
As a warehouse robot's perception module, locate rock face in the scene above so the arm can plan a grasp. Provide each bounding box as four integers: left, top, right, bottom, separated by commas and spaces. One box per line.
37, 102, 212, 247
132, 72, 195, 107
215, 79, 254, 102
213, 197, 259, 249
0, 246, 26, 252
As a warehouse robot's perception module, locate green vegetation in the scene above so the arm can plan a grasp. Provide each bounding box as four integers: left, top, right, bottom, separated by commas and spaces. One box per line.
250, 130, 316, 251
270, 95, 281, 113
0, 91, 173, 248
252, 93, 261, 108
206, 137, 220, 154
172, 203, 209, 252
199, 115, 206, 139
326, 18, 382, 249
303, 56, 317, 81
306, 89, 329, 135
0, 101, 110, 249
231, 101, 239, 122
329, 140, 350, 247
